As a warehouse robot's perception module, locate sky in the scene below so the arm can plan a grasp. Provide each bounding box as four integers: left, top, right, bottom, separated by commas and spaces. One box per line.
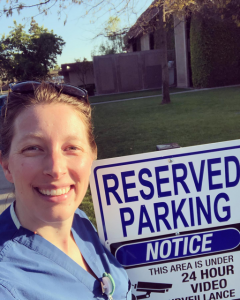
0, 0, 153, 66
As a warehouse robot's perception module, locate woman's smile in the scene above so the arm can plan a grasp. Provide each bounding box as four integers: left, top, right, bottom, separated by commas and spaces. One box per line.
37, 186, 71, 196
34, 185, 75, 203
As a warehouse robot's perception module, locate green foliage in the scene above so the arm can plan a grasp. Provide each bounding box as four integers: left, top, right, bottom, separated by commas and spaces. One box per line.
50, 64, 61, 71
190, 12, 240, 88
105, 16, 121, 34
92, 35, 125, 56
0, 20, 65, 81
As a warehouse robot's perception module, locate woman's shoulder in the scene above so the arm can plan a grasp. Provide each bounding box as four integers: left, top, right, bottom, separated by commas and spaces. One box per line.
0, 206, 18, 249
74, 208, 97, 232
0, 205, 13, 227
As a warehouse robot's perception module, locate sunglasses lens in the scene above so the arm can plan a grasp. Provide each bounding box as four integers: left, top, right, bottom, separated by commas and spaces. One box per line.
9, 82, 88, 103
54, 84, 88, 102
10, 81, 41, 93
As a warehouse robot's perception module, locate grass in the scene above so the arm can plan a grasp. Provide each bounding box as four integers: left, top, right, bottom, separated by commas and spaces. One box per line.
79, 188, 97, 229
81, 86, 240, 224
93, 86, 240, 159
89, 87, 190, 104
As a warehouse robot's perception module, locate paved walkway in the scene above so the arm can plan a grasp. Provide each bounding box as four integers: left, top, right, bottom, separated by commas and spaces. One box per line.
0, 167, 14, 214
91, 84, 240, 105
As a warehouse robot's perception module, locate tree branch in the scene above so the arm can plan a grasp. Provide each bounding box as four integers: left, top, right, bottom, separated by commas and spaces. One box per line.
7, 0, 52, 10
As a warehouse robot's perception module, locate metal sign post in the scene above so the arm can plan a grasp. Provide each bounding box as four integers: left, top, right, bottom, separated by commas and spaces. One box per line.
90, 140, 240, 300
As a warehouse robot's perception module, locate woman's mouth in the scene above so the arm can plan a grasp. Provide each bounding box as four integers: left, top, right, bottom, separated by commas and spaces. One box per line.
36, 186, 72, 196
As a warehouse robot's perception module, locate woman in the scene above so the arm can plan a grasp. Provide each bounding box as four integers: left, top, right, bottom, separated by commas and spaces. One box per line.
0, 82, 131, 299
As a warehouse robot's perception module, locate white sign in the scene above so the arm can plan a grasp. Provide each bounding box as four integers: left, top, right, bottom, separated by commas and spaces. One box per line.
90, 140, 240, 300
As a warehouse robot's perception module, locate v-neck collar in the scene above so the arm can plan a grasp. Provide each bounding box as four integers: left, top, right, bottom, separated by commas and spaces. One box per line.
10, 202, 21, 229
9, 203, 102, 293
71, 226, 103, 280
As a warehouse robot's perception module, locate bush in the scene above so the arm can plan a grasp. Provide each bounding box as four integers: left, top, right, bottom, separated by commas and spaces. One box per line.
190, 13, 240, 88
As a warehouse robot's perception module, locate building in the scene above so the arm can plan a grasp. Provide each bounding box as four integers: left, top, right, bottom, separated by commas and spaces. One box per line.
124, 1, 191, 88
59, 62, 95, 88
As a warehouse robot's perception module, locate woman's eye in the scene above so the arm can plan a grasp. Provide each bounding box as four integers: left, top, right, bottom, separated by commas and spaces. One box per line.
66, 146, 78, 151
23, 146, 41, 152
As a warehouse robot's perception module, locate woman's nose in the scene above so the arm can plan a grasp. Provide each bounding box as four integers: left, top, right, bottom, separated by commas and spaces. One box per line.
43, 150, 67, 179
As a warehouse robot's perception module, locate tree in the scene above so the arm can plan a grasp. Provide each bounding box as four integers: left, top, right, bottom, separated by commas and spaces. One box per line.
91, 17, 125, 56
74, 58, 93, 89
91, 35, 125, 56
107, 0, 240, 104
1, 0, 240, 103
0, 20, 65, 81
0, 51, 9, 93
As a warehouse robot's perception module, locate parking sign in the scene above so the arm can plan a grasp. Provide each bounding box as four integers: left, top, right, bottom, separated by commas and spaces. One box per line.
90, 140, 240, 300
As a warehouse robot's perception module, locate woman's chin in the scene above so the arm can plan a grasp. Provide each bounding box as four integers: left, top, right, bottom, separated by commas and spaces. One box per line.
39, 208, 76, 224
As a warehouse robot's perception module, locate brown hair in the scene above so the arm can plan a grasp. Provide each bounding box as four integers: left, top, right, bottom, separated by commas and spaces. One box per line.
0, 82, 97, 160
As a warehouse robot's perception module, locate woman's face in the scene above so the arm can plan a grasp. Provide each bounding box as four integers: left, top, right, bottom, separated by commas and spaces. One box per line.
1, 103, 94, 227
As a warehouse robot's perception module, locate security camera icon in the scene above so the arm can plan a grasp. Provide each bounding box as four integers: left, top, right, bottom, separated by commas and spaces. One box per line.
132, 281, 172, 299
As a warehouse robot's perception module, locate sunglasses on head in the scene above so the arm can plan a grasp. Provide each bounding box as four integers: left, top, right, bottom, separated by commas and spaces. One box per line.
8, 81, 89, 103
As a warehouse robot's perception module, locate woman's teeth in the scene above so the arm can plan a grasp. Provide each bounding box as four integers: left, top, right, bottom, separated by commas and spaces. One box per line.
38, 187, 71, 196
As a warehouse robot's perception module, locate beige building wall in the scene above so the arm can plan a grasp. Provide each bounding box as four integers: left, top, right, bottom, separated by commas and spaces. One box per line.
174, 14, 190, 88
140, 34, 150, 51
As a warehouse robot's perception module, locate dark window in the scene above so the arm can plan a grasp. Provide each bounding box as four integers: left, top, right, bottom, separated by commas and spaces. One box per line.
150, 33, 154, 50
132, 38, 141, 52
132, 41, 137, 52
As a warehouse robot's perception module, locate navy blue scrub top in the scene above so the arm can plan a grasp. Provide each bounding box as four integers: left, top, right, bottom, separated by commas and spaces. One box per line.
0, 203, 131, 300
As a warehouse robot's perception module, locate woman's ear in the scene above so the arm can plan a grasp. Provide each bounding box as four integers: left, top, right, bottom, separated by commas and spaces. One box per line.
0, 151, 14, 183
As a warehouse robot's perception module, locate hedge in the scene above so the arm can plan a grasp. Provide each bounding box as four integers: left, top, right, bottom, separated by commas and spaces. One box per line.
190, 13, 240, 88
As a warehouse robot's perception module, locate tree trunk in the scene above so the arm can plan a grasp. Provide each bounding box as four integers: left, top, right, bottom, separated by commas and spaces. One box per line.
159, 1, 171, 104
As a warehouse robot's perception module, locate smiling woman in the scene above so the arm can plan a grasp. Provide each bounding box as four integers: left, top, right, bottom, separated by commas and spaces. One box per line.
0, 82, 131, 300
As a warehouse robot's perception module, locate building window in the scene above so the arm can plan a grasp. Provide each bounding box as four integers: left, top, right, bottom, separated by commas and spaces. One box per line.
132, 41, 137, 52
150, 32, 154, 50
132, 38, 141, 52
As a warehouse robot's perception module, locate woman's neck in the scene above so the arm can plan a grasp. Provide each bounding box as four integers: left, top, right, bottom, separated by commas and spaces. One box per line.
14, 202, 97, 277
35, 222, 75, 254
14, 201, 75, 254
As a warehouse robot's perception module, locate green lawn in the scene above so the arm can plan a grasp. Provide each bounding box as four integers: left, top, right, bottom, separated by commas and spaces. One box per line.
81, 86, 240, 226
92, 86, 240, 159
89, 87, 190, 104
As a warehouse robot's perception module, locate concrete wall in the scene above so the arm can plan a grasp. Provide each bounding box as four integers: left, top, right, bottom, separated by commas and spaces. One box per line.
65, 69, 95, 86
174, 14, 190, 88
94, 56, 118, 94
93, 49, 175, 95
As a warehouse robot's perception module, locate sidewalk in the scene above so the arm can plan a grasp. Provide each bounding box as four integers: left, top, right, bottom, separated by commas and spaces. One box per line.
0, 167, 14, 214
91, 84, 240, 105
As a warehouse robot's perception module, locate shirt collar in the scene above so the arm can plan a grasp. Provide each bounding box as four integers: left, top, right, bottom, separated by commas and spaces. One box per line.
10, 202, 21, 229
